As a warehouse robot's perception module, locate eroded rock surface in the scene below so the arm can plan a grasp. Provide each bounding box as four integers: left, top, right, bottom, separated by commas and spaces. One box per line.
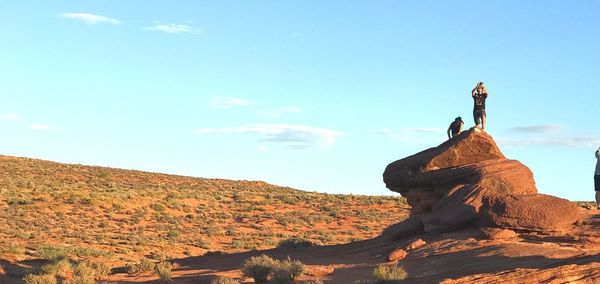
383, 128, 575, 234
480, 194, 578, 232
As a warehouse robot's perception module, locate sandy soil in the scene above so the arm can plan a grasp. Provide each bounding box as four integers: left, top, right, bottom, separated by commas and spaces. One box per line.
96, 208, 600, 283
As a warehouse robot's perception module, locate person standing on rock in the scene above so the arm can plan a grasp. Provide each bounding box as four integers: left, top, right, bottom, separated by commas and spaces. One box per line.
447, 117, 464, 139
595, 148, 600, 209
472, 82, 489, 130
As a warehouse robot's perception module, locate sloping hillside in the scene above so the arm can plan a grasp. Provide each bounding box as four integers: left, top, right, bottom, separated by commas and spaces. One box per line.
0, 155, 408, 280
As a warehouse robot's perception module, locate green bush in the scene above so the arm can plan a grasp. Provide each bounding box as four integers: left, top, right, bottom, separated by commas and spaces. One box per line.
35, 245, 110, 260
88, 261, 111, 280
277, 238, 314, 249
373, 264, 407, 282
241, 255, 277, 283
126, 258, 155, 275
241, 255, 305, 283
211, 275, 240, 284
23, 274, 57, 284
272, 257, 304, 283
41, 258, 72, 279
34, 259, 110, 284
68, 261, 97, 284
166, 230, 180, 240
151, 203, 166, 212
155, 261, 173, 281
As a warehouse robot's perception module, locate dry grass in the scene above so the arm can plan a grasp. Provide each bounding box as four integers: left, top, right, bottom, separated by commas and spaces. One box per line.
0, 155, 408, 272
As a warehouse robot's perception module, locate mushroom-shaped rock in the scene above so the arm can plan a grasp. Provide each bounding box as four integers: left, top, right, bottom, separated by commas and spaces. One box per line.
383, 128, 539, 233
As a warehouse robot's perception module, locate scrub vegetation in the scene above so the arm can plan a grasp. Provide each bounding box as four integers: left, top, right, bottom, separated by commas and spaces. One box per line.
0, 155, 408, 281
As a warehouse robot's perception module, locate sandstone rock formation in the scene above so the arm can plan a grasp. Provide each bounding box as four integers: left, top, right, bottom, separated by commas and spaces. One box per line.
479, 227, 517, 240
388, 248, 408, 262
480, 194, 578, 232
383, 128, 577, 234
405, 239, 426, 251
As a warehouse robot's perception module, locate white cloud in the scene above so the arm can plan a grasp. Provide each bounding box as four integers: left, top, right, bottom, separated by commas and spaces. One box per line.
209, 97, 254, 108
28, 124, 54, 131
508, 124, 564, 134
61, 13, 120, 25
260, 106, 303, 118
498, 136, 600, 148
197, 124, 342, 149
378, 127, 446, 145
1, 113, 20, 120
142, 23, 200, 34
499, 124, 600, 148
402, 127, 445, 134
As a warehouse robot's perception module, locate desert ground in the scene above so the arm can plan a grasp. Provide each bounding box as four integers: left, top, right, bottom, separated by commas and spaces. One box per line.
2, 128, 600, 283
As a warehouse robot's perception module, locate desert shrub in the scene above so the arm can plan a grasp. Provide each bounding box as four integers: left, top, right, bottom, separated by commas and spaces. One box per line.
67, 261, 97, 284
0, 243, 25, 255
195, 238, 211, 249
86, 261, 111, 279
373, 264, 407, 282
277, 238, 314, 249
155, 261, 173, 281
41, 258, 72, 279
126, 258, 155, 275
241, 255, 305, 284
231, 239, 254, 250
166, 230, 180, 240
151, 203, 166, 212
7, 197, 34, 206
35, 245, 110, 260
71, 260, 111, 282
204, 251, 226, 257
271, 257, 304, 283
241, 255, 277, 283
23, 274, 57, 284
35, 246, 71, 260
211, 276, 240, 284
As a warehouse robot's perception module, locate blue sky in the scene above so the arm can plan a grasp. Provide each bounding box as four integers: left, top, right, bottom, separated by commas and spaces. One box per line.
1, 1, 599, 201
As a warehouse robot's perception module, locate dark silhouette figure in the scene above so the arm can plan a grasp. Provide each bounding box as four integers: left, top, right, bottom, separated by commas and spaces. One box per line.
447, 117, 464, 139
594, 148, 600, 209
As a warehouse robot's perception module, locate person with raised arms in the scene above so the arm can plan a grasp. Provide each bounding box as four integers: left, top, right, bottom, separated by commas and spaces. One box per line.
472, 82, 489, 130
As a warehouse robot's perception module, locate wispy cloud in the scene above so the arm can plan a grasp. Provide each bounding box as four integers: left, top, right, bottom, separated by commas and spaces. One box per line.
28, 124, 55, 131
498, 124, 600, 148
142, 22, 201, 34
498, 136, 600, 148
378, 127, 446, 145
260, 106, 303, 118
61, 13, 120, 25
1, 113, 20, 121
197, 124, 342, 149
209, 97, 254, 108
508, 124, 564, 134
402, 128, 445, 134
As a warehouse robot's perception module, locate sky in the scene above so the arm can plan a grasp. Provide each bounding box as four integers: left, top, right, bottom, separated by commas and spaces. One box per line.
1, 1, 599, 201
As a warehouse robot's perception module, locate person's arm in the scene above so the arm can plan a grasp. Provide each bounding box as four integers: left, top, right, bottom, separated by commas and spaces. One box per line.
471, 86, 477, 97
447, 125, 452, 139
596, 148, 600, 159
459, 121, 464, 133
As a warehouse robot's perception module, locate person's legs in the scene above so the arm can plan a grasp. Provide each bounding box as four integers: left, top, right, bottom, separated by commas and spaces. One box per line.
473, 110, 481, 127
596, 175, 600, 208
481, 111, 487, 130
